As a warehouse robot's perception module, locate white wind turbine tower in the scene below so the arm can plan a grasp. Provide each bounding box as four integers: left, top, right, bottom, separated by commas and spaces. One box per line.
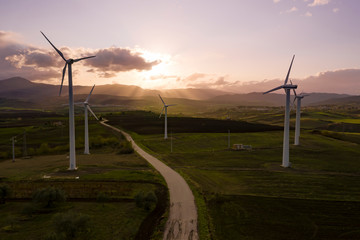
41, 31, 95, 170
263, 55, 297, 168
76, 85, 99, 154
291, 81, 309, 145
159, 95, 176, 139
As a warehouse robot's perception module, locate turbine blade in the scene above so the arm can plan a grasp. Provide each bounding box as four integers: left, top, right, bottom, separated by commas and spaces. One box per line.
59, 62, 67, 96
73, 56, 96, 62
167, 104, 177, 107
85, 85, 95, 103
87, 105, 98, 120
158, 94, 166, 105
159, 107, 165, 118
40, 31, 66, 61
263, 85, 284, 94
290, 98, 296, 111
284, 55, 295, 85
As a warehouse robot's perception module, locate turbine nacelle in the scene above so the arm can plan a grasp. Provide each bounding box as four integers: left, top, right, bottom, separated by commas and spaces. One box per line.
263, 84, 297, 95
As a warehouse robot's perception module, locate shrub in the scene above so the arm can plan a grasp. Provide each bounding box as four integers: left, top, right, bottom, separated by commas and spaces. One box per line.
32, 187, 66, 208
0, 184, 11, 204
134, 190, 157, 211
52, 211, 91, 240
117, 140, 134, 154
37, 143, 50, 154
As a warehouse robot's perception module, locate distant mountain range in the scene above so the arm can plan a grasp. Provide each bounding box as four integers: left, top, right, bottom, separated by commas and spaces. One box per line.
0, 77, 358, 109
0, 77, 227, 100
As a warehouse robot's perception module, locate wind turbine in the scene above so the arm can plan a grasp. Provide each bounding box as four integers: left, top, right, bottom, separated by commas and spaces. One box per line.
159, 95, 176, 139
263, 55, 297, 168
41, 31, 95, 170
76, 85, 98, 154
291, 81, 309, 145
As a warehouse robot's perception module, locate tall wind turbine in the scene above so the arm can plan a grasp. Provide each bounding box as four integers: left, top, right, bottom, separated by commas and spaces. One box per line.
77, 85, 98, 154
159, 95, 176, 139
41, 31, 95, 170
291, 82, 309, 145
263, 55, 297, 168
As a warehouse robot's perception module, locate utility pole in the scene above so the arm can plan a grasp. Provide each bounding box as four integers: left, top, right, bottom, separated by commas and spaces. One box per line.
23, 130, 27, 157
228, 129, 230, 149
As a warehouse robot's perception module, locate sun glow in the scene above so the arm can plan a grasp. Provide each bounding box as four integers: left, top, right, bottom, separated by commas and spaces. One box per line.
137, 49, 175, 89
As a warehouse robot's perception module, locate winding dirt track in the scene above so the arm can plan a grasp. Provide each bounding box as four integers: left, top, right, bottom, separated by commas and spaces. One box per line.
101, 121, 198, 240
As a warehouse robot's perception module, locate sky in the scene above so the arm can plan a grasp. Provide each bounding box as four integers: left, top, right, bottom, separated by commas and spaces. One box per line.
0, 0, 360, 94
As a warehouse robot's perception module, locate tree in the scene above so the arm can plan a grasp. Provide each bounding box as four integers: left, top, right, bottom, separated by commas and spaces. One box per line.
0, 184, 11, 204
117, 140, 134, 154
52, 211, 91, 240
32, 187, 66, 208
135, 190, 157, 211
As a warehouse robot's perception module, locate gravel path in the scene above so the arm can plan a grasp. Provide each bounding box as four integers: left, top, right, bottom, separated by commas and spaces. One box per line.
101, 121, 198, 240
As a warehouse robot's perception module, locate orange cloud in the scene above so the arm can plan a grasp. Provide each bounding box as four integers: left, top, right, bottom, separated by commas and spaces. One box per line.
0, 31, 160, 82
84, 47, 160, 72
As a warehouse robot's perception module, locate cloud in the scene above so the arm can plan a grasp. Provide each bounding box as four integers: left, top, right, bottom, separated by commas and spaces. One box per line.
232, 69, 360, 95
0, 31, 60, 81
178, 73, 233, 90
181, 73, 208, 82
0, 31, 160, 82
84, 48, 160, 72
273, 0, 281, 3
286, 7, 298, 13
333, 8, 339, 13
304, 11, 313, 17
98, 72, 117, 78
299, 69, 360, 94
150, 74, 178, 80
5, 49, 60, 69
308, 0, 330, 7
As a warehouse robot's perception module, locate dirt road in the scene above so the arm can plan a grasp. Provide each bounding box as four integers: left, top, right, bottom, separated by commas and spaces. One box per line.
101, 121, 198, 240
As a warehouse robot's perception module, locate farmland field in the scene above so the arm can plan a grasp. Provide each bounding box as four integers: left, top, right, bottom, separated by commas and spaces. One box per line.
0, 110, 167, 240
106, 110, 360, 240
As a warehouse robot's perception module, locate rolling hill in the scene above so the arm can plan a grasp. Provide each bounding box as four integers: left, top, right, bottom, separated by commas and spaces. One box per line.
0, 77, 358, 110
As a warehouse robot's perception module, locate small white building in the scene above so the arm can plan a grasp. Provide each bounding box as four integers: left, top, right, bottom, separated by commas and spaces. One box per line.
232, 144, 252, 151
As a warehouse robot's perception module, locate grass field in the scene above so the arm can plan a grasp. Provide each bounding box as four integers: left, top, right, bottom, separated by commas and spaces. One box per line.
106, 110, 360, 240
0, 110, 168, 239
0, 202, 148, 240
0, 153, 167, 240
0, 109, 125, 159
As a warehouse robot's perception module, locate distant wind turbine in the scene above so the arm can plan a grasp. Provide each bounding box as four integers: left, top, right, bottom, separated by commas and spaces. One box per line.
291, 81, 309, 145
75, 85, 98, 154
263, 55, 297, 168
159, 95, 176, 139
41, 31, 95, 170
